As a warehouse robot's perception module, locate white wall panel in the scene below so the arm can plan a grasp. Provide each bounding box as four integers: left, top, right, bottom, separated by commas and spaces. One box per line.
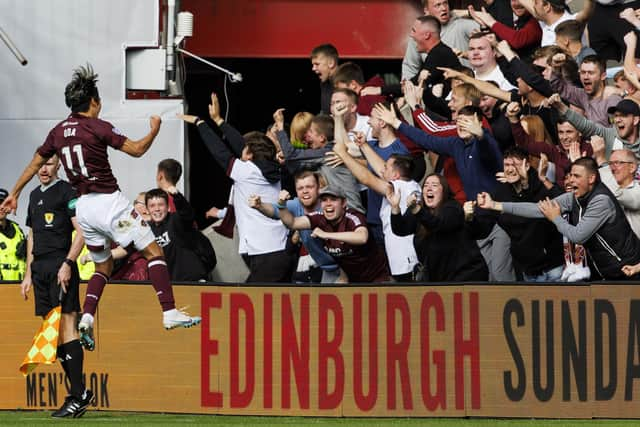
0, 0, 186, 230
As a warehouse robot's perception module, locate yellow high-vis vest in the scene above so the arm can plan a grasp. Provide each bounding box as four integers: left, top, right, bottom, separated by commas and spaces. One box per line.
0, 221, 26, 281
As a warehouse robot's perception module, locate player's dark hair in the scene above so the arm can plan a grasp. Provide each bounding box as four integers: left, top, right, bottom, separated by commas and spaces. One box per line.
145, 188, 169, 205
157, 158, 183, 185
244, 131, 277, 162
65, 64, 100, 113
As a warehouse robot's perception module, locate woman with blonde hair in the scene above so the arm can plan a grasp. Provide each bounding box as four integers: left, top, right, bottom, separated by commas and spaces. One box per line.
290, 111, 313, 149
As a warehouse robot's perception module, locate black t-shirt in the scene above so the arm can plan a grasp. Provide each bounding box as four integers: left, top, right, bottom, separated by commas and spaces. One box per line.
417, 41, 461, 90
149, 192, 208, 281
26, 180, 77, 258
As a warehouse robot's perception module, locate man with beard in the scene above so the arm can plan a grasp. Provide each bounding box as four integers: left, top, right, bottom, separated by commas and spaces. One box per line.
478, 156, 640, 280
549, 95, 640, 161
248, 168, 343, 283
550, 54, 622, 127
276, 185, 391, 283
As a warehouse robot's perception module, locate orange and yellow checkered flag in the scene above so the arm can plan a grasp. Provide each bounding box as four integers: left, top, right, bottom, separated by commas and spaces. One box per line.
19, 305, 61, 376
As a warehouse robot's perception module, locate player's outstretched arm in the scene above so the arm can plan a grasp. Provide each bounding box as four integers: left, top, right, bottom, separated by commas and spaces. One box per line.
120, 115, 162, 158
1, 152, 48, 215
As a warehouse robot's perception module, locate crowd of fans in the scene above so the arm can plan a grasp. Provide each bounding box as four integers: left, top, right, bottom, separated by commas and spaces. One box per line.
4, 0, 640, 284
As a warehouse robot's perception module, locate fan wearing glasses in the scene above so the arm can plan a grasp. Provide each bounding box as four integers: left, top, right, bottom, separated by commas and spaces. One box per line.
592, 135, 640, 239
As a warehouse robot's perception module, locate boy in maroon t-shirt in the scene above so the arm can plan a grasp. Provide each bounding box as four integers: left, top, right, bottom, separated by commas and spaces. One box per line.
277, 185, 390, 283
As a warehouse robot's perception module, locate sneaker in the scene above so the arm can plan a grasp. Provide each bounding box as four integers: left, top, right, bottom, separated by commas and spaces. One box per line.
78, 321, 95, 352
163, 308, 202, 330
51, 389, 94, 418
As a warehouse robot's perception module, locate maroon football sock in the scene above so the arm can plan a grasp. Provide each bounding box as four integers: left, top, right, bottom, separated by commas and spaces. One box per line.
147, 256, 176, 311
82, 272, 108, 316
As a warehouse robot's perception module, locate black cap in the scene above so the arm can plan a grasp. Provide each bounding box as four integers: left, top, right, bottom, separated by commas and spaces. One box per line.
0, 188, 7, 201
607, 99, 640, 116
319, 185, 346, 199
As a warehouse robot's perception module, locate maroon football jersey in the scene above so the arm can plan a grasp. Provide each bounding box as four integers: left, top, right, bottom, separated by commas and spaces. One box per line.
37, 113, 127, 195
307, 209, 390, 282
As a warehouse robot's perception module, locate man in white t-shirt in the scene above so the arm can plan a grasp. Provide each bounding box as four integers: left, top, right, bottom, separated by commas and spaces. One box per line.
179, 94, 293, 282
331, 88, 374, 155
519, 0, 593, 46
468, 32, 516, 91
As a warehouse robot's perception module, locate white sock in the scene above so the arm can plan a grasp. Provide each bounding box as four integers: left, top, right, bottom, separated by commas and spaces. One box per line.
80, 313, 94, 326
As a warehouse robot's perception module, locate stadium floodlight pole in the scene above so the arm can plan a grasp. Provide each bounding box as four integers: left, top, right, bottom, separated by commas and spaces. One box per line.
0, 25, 27, 66
175, 47, 243, 83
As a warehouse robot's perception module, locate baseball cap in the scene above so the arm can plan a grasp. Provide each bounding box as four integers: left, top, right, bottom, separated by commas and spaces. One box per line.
319, 185, 346, 199
607, 99, 640, 116
0, 188, 8, 202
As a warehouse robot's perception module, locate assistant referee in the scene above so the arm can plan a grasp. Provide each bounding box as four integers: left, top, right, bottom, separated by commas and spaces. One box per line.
20, 154, 93, 418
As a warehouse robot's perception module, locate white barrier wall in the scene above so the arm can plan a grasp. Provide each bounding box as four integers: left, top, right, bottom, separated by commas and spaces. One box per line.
0, 0, 185, 229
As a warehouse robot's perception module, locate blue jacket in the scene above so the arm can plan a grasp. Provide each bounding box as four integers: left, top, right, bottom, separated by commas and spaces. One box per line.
398, 123, 502, 199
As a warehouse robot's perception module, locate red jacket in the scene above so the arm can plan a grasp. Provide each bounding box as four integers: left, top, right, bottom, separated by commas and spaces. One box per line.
357, 75, 387, 116
491, 15, 542, 51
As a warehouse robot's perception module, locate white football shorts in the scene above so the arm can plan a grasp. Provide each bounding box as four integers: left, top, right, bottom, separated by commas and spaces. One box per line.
76, 191, 155, 263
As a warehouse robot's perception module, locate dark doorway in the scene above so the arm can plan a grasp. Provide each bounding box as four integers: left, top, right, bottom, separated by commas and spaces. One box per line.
184, 57, 402, 228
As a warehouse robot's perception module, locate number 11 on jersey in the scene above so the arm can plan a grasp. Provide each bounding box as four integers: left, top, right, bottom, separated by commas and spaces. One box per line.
61, 144, 89, 177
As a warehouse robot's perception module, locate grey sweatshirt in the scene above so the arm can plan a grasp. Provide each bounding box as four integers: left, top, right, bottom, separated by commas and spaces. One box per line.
501, 191, 617, 244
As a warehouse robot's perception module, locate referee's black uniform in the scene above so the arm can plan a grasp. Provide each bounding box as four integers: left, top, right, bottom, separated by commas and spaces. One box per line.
27, 179, 80, 316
